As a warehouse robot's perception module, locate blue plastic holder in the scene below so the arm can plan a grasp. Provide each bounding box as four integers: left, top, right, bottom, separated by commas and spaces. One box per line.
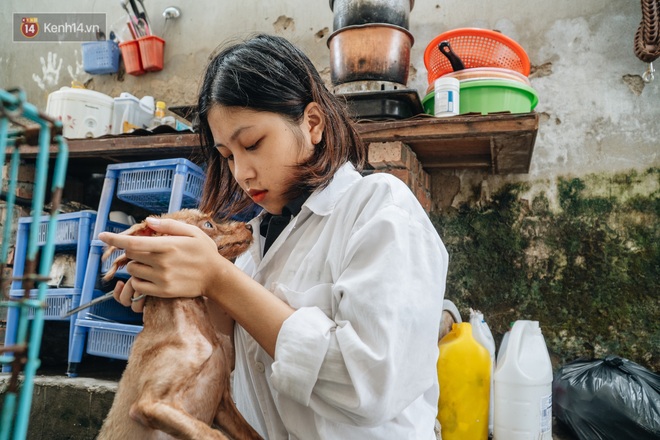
81, 40, 120, 75
68, 158, 204, 377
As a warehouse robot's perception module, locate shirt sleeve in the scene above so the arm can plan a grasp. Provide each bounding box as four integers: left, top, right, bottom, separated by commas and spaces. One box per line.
271, 179, 448, 426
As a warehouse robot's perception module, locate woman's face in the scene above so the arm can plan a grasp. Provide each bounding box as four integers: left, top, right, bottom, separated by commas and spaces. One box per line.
207, 105, 321, 215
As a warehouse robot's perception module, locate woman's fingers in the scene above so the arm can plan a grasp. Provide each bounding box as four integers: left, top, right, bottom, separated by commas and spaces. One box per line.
100, 218, 222, 300
113, 280, 128, 305
114, 277, 146, 313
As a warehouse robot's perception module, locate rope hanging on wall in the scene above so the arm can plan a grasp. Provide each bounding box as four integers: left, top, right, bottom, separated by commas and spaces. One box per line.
634, 0, 660, 62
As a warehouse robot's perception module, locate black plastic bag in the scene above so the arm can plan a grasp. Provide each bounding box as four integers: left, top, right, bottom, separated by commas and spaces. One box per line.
553, 356, 660, 440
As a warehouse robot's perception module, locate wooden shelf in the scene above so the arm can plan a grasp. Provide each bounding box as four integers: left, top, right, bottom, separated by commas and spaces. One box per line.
16, 112, 538, 174
356, 112, 539, 173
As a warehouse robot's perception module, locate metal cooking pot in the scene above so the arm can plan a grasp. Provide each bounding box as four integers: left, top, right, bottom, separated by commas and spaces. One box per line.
329, 0, 415, 31
327, 23, 414, 86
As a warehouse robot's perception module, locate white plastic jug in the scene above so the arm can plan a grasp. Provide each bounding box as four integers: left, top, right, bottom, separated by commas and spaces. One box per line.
470, 309, 496, 437
493, 320, 553, 440
111, 93, 155, 134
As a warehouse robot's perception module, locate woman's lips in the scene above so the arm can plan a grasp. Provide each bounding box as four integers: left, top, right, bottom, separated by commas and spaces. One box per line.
249, 189, 267, 203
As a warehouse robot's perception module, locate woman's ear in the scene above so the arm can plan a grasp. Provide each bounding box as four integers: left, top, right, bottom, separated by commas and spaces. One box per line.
304, 102, 325, 145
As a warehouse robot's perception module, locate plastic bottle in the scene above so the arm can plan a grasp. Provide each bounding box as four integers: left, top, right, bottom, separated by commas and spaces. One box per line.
153, 101, 177, 128
437, 322, 490, 440
154, 100, 166, 124
434, 77, 460, 117
493, 320, 553, 440
469, 309, 496, 438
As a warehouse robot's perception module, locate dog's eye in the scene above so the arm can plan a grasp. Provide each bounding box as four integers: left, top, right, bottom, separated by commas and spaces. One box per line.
203, 221, 213, 229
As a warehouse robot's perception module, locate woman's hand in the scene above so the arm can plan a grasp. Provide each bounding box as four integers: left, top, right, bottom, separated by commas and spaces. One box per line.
101, 216, 295, 358
99, 217, 230, 302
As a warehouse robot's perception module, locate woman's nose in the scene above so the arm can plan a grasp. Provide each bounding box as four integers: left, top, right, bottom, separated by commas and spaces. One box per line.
231, 158, 254, 184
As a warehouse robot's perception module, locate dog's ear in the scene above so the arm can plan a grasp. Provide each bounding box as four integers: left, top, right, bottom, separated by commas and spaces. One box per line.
123, 221, 156, 237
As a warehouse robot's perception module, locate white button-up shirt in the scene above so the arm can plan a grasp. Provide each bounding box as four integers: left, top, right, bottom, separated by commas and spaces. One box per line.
232, 163, 448, 439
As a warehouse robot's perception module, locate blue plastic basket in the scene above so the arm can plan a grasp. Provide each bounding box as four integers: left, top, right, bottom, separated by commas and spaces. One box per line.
9, 289, 81, 321
22, 210, 95, 249
115, 158, 205, 212
80, 320, 142, 360
82, 40, 120, 75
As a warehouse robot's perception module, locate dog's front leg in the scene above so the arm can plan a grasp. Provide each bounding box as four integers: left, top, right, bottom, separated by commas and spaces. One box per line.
130, 398, 230, 440
214, 388, 263, 440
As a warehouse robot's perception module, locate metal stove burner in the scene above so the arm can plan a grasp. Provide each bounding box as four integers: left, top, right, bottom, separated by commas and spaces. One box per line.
332, 80, 407, 94
335, 87, 423, 121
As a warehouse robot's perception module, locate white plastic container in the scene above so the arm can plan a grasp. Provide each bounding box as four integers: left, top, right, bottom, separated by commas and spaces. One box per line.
470, 309, 496, 437
46, 86, 113, 139
493, 320, 553, 440
110, 93, 155, 134
434, 77, 460, 117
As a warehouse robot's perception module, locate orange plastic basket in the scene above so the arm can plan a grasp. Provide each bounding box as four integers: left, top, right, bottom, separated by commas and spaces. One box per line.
424, 28, 530, 84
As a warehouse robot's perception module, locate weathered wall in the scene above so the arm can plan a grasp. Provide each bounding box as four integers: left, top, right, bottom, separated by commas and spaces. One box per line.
433, 168, 659, 371
1, 1, 658, 371
1, 1, 657, 175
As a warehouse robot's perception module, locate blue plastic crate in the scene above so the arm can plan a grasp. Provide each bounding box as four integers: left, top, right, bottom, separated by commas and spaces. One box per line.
82, 40, 120, 75
19, 210, 95, 248
9, 289, 81, 321
79, 320, 142, 360
114, 159, 205, 212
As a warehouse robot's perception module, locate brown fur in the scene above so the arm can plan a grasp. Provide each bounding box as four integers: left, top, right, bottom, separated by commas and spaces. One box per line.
97, 209, 261, 440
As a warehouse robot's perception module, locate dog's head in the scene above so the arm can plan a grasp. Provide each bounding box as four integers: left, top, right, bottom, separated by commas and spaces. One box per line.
101, 209, 253, 281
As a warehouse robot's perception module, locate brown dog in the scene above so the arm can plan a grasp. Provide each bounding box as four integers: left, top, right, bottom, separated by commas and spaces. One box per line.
97, 209, 262, 440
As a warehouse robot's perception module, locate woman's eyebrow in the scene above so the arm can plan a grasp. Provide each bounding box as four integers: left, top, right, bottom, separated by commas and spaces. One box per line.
214, 125, 252, 148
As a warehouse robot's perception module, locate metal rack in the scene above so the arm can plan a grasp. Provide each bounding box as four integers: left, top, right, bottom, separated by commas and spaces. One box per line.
0, 88, 68, 440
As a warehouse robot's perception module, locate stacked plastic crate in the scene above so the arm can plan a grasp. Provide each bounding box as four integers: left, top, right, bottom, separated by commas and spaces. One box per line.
1, 211, 129, 372
67, 158, 205, 377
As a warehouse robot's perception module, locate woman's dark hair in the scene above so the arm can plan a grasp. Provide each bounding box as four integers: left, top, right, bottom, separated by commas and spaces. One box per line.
196, 33, 366, 218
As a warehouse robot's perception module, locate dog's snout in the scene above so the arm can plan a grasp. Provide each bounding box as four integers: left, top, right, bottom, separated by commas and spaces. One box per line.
245, 224, 253, 233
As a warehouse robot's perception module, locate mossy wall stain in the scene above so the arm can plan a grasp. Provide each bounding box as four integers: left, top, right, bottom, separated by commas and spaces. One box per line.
432, 168, 659, 372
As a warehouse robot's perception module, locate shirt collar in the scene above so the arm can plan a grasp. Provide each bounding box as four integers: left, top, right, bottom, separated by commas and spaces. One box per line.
259, 190, 311, 238
304, 162, 361, 216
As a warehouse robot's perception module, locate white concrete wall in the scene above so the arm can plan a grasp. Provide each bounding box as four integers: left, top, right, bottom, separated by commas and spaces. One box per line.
1, 0, 658, 181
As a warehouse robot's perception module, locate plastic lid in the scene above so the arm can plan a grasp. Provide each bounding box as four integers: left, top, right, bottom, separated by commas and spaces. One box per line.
156, 101, 166, 109
434, 77, 460, 88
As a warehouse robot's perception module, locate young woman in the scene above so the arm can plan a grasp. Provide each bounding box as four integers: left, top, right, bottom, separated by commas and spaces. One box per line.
99, 34, 448, 440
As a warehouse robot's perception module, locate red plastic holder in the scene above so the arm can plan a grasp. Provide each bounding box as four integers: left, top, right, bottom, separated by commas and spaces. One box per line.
119, 39, 145, 76
138, 35, 165, 72
119, 35, 165, 76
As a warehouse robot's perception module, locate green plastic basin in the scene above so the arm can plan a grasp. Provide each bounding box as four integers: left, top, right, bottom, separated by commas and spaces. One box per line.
422, 79, 538, 115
